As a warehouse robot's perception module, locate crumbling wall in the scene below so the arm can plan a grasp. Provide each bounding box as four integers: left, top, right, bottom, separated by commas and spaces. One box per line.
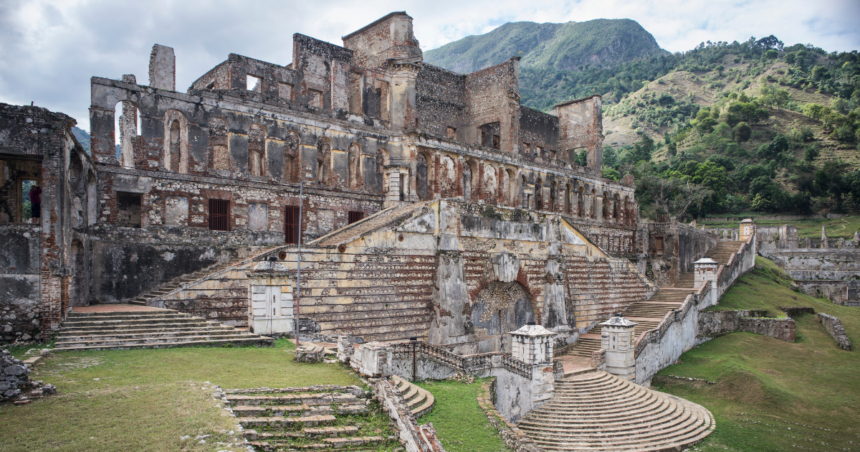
554, 95, 603, 170
415, 65, 467, 138
465, 60, 519, 153
697, 310, 795, 342
818, 313, 851, 350
0, 225, 41, 342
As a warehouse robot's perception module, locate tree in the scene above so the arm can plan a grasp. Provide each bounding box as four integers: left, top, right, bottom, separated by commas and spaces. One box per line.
804, 145, 819, 161
603, 146, 617, 169
735, 122, 752, 142
803, 103, 825, 120
765, 49, 779, 60
575, 149, 587, 166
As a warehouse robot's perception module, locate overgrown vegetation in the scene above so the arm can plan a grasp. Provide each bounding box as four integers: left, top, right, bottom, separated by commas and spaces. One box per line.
415, 379, 512, 452
654, 257, 860, 451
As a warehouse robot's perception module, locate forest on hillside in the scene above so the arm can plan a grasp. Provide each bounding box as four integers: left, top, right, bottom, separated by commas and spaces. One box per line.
581, 37, 860, 220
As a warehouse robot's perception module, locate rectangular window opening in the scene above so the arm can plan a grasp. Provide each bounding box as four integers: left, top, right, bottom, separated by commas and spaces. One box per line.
208, 199, 231, 231
284, 205, 300, 244
19, 179, 40, 223
447, 127, 457, 139
278, 82, 293, 100
348, 211, 364, 224
117, 191, 142, 228
246, 75, 262, 93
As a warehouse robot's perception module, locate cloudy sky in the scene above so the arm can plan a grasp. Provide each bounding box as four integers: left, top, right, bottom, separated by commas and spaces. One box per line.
1, 0, 858, 131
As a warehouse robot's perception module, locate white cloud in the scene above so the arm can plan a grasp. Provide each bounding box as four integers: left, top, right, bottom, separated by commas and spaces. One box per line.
0, 0, 857, 130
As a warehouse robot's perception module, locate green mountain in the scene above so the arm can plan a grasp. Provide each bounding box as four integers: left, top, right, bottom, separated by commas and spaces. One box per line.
425, 19, 667, 74
71, 126, 90, 152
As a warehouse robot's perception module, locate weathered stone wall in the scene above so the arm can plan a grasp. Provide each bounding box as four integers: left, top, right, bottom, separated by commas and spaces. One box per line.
762, 246, 860, 305
697, 310, 795, 342
0, 224, 41, 341
554, 96, 603, 170
818, 313, 851, 350
635, 222, 718, 287
0, 103, 96, 341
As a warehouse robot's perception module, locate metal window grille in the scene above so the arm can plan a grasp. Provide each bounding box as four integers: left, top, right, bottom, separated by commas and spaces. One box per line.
348, 211, 364, 224
284, 205, 300, 244
208, 199, 230, 231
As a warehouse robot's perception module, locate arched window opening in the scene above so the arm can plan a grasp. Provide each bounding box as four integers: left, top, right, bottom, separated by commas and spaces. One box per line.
416, 153, 429, 200
521, 175, 528, 209
209, 118, 229, 173
578, 186, 585, 218
462, 162, 473, 201
565, 184, 572, 214
115, 101, 140, 168
348, 143, 362, 190
248, 125, 265, 177
283, 132, 300, 183
614, 194, 620, 223
168, 120, 181, 172
549, 181, 557, 212
317, 138, 332, 185
535, 179, 543, 211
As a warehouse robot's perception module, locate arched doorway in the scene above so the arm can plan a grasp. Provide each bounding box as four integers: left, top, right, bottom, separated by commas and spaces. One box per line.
471, 281, 536, 352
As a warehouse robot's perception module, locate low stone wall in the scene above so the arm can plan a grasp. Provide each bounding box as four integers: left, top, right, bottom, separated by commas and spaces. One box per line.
344, 339, 553, 423
818, 313, 851, 350
697, 310, 795, 342
479, 379, 542, 452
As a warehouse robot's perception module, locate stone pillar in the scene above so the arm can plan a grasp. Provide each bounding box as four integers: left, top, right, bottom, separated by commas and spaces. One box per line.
739, 218, 755, 242
149, 44, 176, 91
694, 257, 719, 307
821, 225, 829, 249
599, 316, 637, 380
385, 170, 401, 206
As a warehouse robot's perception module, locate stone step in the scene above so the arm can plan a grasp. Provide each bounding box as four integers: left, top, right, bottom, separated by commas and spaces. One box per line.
54, 333, 263, 348
238, 415, 336, 429
226, 393, 359, 407
61, 317, 208, 328
66, 310, 181, 318
244, 426, 360, 440
53, 336, 273, 352
391, 375, 434, 417
59, 323, 217, 335
56, 328, 244, 343
233, 404, 334, 418
518, 371, 714, 451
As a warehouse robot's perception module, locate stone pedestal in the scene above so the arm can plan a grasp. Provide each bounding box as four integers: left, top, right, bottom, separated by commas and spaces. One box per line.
509, 324, 556, 408
695, 257, 719, 307
510, 324, 555, 365
739, 218, 755, 242
600, 316, 637, 380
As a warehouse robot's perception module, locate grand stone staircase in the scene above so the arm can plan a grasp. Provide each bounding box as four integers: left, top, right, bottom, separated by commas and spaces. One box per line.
566, 288, 694, 358
54, 309, 273, 351
517, 369, 715, 451
564, 241, 744, 359
706, 241, 745, 266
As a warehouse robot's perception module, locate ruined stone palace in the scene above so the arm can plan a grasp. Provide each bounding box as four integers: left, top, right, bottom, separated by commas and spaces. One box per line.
1, 12, 660, 346
1, 11, 769, 450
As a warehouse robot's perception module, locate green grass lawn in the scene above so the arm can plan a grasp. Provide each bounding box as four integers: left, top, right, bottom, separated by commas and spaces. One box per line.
414, 379, 512, 452
653, 256, 860, 451
700, 214, 860, 239
0, 339, 362, 452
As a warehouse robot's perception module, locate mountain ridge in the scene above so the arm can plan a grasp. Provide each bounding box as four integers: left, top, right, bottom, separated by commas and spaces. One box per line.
424, 18, 667, 75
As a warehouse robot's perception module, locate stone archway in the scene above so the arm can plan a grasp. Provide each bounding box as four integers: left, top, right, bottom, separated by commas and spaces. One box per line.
470, 281, 536, 352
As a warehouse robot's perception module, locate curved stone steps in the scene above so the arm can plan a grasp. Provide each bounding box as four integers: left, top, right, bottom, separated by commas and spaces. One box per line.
391, 375, 434, 418
518, 371, 714, 451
